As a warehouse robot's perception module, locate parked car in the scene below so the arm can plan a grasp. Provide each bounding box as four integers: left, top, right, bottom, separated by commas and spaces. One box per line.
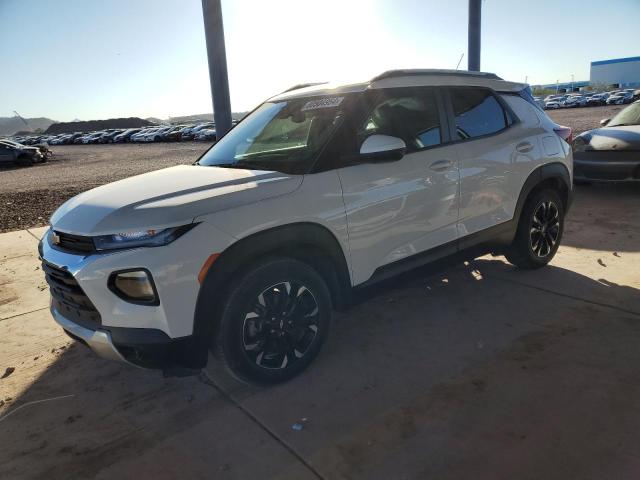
587, 93, 608, 106
572, 100, 640, 183
113, 128, 142, 143
194, 128, 217, 141
0, 139, 45, 165
606, 91, 634, 105
163, 125, 189, 142
81, 132, 106, 144
101, 129, 126, 143
130, 128, 159, 142
545, 96, 565, 109
181, 123, 214, 140
139, 126, 173, 142
564, 95, 587, 108
41, 69, 573, 383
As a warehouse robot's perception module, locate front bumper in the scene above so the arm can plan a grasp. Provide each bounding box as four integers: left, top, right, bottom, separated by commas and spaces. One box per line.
574, 150, 640, 182
52, 302, 196, 368
51, 304, 127, 363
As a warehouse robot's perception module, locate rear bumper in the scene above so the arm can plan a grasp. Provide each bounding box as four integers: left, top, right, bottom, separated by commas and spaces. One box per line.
574, 151, 640, 182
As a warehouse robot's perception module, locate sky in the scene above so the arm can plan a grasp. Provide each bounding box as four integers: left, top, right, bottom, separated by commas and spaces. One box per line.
1, 0, 639, 122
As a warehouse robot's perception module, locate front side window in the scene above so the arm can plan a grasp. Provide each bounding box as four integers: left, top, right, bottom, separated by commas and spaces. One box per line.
450, 87, 509, 140
198, 95, 348, 174
359, 89, 442, 151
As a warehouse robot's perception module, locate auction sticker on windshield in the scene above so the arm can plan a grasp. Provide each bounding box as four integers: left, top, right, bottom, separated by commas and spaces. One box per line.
301, 97, 344, 111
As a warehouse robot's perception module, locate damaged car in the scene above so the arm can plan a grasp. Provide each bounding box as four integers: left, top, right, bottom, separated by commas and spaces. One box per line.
0, 139, 46, 166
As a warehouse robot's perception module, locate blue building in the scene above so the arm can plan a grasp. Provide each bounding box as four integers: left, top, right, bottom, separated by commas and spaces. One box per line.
590, 56, 640, 88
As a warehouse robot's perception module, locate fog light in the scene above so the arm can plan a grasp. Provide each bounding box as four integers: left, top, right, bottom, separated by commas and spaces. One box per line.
109, 270, 158, 305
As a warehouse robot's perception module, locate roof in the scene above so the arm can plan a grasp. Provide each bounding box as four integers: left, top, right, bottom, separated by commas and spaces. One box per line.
591, 56, 640, 67
271, 69, 526, 102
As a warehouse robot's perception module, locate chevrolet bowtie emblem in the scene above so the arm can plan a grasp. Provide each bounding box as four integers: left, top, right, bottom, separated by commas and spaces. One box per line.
51, 232, 61, 245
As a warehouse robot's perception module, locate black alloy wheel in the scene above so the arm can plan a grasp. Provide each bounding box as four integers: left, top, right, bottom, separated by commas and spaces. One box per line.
242, 281, 320, 370
530, 200, 560, 258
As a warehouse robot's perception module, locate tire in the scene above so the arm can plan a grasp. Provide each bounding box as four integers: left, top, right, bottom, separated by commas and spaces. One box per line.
212, 257, 332, 384
505, 189, 564, 269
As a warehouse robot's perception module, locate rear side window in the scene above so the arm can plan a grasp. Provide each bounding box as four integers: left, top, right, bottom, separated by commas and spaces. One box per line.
450, 87, 509, 140
359, 88, 442, 151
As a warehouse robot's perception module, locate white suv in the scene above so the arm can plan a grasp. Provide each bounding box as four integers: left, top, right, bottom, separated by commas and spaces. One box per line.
40, 70, 573, 383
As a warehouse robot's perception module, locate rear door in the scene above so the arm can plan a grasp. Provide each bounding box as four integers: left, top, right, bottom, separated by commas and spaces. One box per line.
336, 87, 460, 285
445, 87, 529, 238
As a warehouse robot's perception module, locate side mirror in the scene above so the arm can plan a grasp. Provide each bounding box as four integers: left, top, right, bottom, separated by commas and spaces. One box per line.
358, 135, 406, 162
600, 118, 610, 127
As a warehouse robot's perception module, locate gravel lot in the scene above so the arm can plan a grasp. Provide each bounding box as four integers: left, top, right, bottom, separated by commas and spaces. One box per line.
0, 142, 210, 233
0, 105, 628, 232
546, 104, 624, 135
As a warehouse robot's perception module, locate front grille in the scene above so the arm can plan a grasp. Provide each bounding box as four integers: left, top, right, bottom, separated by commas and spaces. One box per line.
43, 261, 101, 328
54, 231, 95, 253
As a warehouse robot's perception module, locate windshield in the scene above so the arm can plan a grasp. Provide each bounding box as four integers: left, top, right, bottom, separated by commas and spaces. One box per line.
198, 95, 348, 174
608, 102, 640, 127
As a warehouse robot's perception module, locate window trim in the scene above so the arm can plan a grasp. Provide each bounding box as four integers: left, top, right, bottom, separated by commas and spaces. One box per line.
359, 86, 449, 154
440, 86, 519, 147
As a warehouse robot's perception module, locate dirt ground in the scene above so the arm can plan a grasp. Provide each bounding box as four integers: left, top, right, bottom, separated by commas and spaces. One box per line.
0, 104, 627, 233
0, 142, 209, 233
1, 182, 639, 479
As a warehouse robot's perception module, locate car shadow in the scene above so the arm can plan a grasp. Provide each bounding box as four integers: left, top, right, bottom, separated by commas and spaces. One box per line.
2, 258, 640, 478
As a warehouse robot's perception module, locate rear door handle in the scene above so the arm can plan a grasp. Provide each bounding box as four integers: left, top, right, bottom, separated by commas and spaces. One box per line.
429, 159, 453, 172
516, 141, 534, 153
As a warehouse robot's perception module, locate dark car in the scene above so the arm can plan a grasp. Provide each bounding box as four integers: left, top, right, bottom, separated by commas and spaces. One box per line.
572, 100, 640, 183
101, 129, 126, 143
113, 128, 141, 143
163, 125, 189, 142
587, 93, 608, 106
0, 140, 45, 165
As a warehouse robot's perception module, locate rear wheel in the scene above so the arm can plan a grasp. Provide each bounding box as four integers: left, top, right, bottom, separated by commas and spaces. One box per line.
505, 189, 564, 269
212, 257, 332, 384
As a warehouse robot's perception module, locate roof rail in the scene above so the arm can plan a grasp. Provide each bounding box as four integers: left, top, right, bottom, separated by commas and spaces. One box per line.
371, 69, 503, 82
281, 82, 328, 93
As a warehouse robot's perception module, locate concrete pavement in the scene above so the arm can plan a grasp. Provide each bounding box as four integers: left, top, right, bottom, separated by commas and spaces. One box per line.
1, 184, 639, 479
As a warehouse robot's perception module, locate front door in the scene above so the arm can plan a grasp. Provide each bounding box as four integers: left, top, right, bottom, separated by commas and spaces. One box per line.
337, 87, 460, 285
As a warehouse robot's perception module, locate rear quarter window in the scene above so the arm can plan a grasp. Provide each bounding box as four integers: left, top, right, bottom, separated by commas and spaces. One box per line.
500, 94, 540, 126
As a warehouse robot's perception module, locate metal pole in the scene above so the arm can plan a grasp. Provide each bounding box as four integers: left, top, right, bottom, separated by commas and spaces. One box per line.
201, 0, 232, 138
468, 0, 481, 71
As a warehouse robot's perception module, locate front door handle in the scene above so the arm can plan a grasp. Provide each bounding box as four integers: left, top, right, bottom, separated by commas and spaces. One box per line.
516, 141, 534, 153
429, 159, 453, 172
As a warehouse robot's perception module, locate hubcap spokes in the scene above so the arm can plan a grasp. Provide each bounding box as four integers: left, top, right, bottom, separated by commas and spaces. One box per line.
530, 201, 560, 258
242, 281, 319, 370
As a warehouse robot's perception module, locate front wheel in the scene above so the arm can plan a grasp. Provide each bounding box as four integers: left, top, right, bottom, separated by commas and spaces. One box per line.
212, 258, 332, 384
505, 189, 564, 269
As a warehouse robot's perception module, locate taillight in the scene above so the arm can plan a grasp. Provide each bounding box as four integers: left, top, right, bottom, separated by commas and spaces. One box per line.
554, 125, 573, 145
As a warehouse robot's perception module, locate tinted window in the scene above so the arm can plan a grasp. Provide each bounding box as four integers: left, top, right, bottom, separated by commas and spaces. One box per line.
451, 88, 508, 140
359, 89, 442, 151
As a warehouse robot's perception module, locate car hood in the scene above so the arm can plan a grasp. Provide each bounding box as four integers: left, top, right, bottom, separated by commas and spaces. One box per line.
578, 125, 640, 151
50, 165, 303, 236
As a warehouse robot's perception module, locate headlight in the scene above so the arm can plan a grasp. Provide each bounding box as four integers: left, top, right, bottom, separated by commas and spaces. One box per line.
93, 224, 196, 251
572, 136, 589, 153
